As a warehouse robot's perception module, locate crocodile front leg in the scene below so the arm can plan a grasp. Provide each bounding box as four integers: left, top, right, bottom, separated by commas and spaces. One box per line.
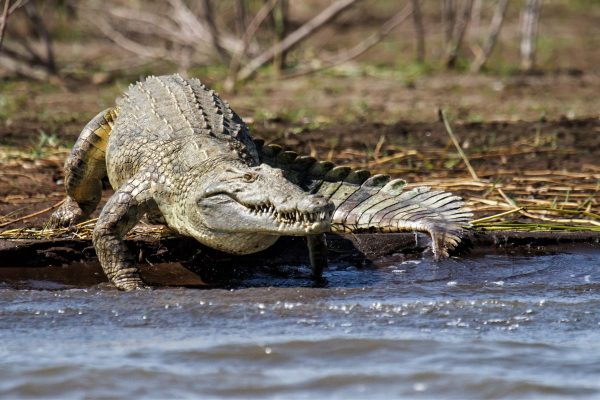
92, 174, 156, 291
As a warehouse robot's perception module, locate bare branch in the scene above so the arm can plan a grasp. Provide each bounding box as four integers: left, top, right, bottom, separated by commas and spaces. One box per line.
470, 0, 482, 38
235, 0, 363, 83
168, 0, 212, 47
0, 53, 51, 81
442, 0, 456, 46
23, 1, 56, 72
411, 0, 425, 62
520, 0, 542, 71
0, 0, 59, 82
167, 0, 242, 54
234, 0, 248, 36
2, 41, 43, 65
90, 16, 169, 59
282, 3, 413, 80
470, 0, 509, 72
0, 0, 11, 53
201, 0, 230, 63
82, 1, 248, 71
272, 0, 289, 72
102, 6, 183, 41
7, 0, 27, 15
224, 0, 279, 92
444, 0, 473, 68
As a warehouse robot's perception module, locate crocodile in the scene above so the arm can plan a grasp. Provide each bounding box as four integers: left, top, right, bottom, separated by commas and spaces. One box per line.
49, 74, 472, 290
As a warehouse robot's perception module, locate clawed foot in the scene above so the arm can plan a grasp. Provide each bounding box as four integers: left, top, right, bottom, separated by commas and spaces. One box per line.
113, 277, 151, 291
111, 269, 151, 291
48, 197, 87, 228
427, 226, 462, 261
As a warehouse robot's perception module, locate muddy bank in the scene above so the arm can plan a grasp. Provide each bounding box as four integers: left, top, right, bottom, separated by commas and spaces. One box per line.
1, 231, 599, 288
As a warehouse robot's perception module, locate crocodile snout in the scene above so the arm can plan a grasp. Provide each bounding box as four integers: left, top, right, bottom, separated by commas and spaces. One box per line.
296, 194, 334, 215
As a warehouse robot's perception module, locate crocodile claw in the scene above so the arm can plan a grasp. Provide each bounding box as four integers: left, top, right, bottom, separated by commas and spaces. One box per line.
48, 198, 86, 228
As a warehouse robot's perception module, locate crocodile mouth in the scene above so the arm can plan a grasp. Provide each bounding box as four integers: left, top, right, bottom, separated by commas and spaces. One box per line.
203, 192, 332, 233
245, 200, 332, 231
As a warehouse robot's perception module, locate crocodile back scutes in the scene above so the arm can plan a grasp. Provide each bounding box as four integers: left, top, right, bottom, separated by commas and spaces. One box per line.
115, 74, 259, 164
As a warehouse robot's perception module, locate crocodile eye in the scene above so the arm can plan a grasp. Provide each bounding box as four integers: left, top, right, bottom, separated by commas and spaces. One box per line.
242, 172, 257, 182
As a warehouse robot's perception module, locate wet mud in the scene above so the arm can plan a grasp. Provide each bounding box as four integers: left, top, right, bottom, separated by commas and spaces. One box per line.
1, 231, 599, 289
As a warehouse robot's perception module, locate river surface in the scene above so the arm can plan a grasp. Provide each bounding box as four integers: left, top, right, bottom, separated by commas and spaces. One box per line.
1, 249, 600, 399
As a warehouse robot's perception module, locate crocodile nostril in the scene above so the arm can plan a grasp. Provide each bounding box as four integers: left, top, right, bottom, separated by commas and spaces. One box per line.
312, 195, 330, 207
298, 195, 333, 213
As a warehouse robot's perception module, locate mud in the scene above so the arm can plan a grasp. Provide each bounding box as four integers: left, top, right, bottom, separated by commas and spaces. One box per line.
1, 231, 599, 289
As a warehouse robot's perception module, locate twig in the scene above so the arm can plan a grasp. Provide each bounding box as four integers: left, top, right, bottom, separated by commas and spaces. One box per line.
7, 0, 26, 14
438, 109, 479, 181
496, 186, 516, 204
23, 1, 56, 72
90, 17, 167, 59
442, 0, 456, 46
373, 134, 386, 161
520, 0, 542, 71
224, 0, 279, 92
201, 0, 230, 63
470, 0, 509, 72
0, 0, 61, 82
236, 0, 362, 83
471, 207, 524, 224
411, 0, 425, 62
167, 0, 241, 55
363, 149, 419, 167
234, 0, 248, 36
470, 0, 481, 37
0, 0, 10, 52
272, 0, 290, 73
0, 199, 65, 229
0, 172, 39, 181
0, 53, 52, 80
101, 6, 183, 43
281, 2, 412, 80
444, 0, 473, 68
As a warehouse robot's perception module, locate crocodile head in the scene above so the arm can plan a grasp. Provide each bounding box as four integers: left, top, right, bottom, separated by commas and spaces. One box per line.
179, 163, 334, 254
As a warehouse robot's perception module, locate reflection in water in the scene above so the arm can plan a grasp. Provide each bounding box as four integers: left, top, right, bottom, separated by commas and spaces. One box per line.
1, 250, 600, 399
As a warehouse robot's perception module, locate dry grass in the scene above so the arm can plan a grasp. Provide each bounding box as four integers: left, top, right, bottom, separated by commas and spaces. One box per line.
0, 123, 598, 239
0, 218, 175, 240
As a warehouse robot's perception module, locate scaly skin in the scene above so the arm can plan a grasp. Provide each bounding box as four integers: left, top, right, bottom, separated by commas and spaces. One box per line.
50, 74, 471, 290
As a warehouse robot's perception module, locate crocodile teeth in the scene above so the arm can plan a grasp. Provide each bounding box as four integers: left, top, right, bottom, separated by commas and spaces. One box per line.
252, 204, 331, 226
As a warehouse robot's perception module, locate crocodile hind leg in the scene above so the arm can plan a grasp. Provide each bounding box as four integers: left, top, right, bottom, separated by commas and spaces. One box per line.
307, 234, 328, 282
93, 173, 156, 291
49, 108, 118, 227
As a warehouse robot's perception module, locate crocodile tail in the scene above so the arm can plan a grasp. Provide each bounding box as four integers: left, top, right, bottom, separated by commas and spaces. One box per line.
329, 179, 472, 259
65, 107, 119, 201
255, 140, 472, 259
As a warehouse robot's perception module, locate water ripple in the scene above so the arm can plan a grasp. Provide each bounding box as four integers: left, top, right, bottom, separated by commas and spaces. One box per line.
1, 250, 599, 398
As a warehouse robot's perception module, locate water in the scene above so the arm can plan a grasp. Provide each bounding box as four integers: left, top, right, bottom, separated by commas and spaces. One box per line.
1, 249, 600, 399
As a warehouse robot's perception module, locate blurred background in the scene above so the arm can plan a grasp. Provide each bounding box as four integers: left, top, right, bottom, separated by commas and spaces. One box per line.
0, 0, 599, 230
1, 0, 598, 125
